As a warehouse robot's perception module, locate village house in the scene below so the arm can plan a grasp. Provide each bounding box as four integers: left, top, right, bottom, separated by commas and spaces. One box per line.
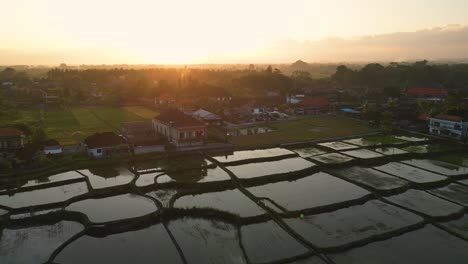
429, 114, 468, 140
153, 109, 207, 147
154, 93, 176, 106
43, 139, 63, 155
122, 121, 165, 154
83, 132, 130, 158
192, 109, 223, 126
286, 94, 305, 104
293, 97, 329, 115
40, 88, 61, 104
407, 87, 448, 100
0, 128, 25, 151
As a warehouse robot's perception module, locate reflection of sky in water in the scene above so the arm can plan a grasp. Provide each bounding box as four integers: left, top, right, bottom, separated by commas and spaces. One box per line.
2, 141, 468, 264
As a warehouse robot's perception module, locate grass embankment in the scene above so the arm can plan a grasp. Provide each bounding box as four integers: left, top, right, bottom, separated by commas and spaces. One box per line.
228, 116, 377, 147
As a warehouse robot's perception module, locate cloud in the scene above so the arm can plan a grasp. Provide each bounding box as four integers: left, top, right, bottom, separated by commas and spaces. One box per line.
250, 25, 468, 63
2, 25, 468, 65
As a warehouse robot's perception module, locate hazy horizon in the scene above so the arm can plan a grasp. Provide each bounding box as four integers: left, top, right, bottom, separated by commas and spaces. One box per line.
2, 0, 468, 65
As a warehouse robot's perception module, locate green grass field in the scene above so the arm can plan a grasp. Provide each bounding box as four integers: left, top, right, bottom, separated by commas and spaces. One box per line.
228, 116, 376, 147
0, 106, 159, 145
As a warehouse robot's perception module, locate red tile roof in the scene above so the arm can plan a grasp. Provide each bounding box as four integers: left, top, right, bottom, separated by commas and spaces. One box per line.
84, 132, 127, 148
407, 88, 448, 97
158, 93, 175, 101
417, 113, 430, 121
155, 109, 205, 128
433, 114, 464, 122
0, 128, 24, 137
298, 97, 329, 108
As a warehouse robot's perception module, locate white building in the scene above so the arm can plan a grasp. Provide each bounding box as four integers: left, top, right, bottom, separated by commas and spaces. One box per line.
286, 94, 305, 104
43, 140, 63, 155
429, 114, 468, 140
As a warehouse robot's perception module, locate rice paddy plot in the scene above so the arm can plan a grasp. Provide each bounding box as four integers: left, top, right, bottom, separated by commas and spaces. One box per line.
343, 136, 406, 146
440, 214, 468, 240
310, 153, 354, 164
328, 166, 409, 192
212, 147, 296, 164
0, 221, 84, 264
78, 167, 135, 189
428, 183, 468, 207
159, 166, 232, 184
373, 147, 408, 156
54, 224, 184, 264
246, 172, 370, 212
284, 200, 423, 249
174, 189, 265, 217
401, 159, 468, 177
384, 189, 464, 218
291, 147, 327, 158
66, 194, 157, 223
226, 157, 315, 180
168, 218, 247, 264
122, 106, 159, 119
373, 162, 447, 185
331, 225, 468, 264
317, 141, 358, 151
0, 170, 84, 192
0, 182, 88, 209
394, 135, 429, 142
241, 220, 310, 263
341, 149, 383, 159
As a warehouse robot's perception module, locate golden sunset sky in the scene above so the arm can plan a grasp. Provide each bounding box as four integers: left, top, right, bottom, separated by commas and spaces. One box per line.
2, 0, 468, 64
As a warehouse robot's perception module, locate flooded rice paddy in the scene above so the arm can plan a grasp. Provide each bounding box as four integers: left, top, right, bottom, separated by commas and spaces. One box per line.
1, 138, 468, 263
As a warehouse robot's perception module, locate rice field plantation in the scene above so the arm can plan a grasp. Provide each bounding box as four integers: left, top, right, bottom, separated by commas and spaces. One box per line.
0, 106, 159, 145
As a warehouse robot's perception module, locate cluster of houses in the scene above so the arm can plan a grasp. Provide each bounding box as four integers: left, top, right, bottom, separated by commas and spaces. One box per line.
1, 85, 467, 164
401, 87, 468, 140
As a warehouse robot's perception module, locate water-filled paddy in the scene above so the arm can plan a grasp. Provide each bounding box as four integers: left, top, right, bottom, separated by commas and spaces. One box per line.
0, 170, 84, 192
291, 147, 327, 158
342, 149, 383, 159
212, 147, 295, 164
394, 135, 429, 142
284, 200, 423, 249
331, 225, 468, 264
241, 220, 310, 263
428, 183, 468, 207
0, 221, 84, 264
373, 147, 408, 156
2, 135, 468, 263
158, 166, 232, 184
174, 189, 264, 217
78, 167, 134, 189
373, 162, 447, 185
54, 224, 183, 264
310, 153, 354, 164
0, 182, 88, 209
66, 194, 157, 223
168, 218, 247, 264
441, 214, 468, 239
402, 159, 468, 177
226, 157, 315, 179
343, 136, 405, 146
246, 172, 370, 212
317, 141, 358, 150
385, 189, 464, 218
328, 166, 408, 191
